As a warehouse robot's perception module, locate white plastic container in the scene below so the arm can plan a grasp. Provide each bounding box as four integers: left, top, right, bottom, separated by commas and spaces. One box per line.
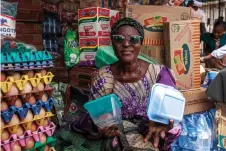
147, 83, 185, 124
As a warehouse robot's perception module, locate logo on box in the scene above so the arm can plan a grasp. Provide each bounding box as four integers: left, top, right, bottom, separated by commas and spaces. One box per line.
173, 44, 190, 75
143, 16, 167, 32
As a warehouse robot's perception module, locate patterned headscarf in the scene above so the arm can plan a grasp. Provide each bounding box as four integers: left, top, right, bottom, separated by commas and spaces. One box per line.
111, 17, 144, 43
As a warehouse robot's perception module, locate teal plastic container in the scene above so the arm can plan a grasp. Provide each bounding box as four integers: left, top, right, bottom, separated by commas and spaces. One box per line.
84, 94, 122, 128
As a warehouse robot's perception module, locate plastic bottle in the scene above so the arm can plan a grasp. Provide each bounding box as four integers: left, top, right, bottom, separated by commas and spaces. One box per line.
42, 17, 48, 36
196, 114, 211, 151
179, 120, 188, 148
47, 17, 53, 35
52, 38, 59, 53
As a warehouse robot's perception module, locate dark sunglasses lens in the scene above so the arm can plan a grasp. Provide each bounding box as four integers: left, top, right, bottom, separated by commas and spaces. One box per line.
130, 36, 141, 44
113, 35, 125, 45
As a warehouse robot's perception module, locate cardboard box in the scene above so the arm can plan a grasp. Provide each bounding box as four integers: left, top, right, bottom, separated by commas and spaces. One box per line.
126, 5, 191, 46
164, 20, 200, 90
80, 0, 117, 9
79, 37, 111, 66
69, 66, 98, 91
182, 88, 215, 115
218, 116, 226, 149
16, 22, 42, 34
78, 7, 119, 37
140, 45, 165, 64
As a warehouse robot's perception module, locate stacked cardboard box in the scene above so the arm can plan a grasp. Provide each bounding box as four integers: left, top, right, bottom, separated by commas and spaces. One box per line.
78, 7, 119, 66
126, 5, 192, 64
163, 20, 200, 90
163, 20, 215, 115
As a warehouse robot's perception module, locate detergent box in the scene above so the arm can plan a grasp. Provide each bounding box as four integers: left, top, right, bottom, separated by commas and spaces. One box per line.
79, 37, 111, 66
78, 7, 119, 37
163, 20, 200, 90
126, 5, 191, 46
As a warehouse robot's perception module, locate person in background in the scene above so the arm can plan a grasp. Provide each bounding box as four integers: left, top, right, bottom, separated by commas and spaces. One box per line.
201, 44, 226, 62
201, 20, 226, 69
187, 0, 207, 34
90, 17, 181, 151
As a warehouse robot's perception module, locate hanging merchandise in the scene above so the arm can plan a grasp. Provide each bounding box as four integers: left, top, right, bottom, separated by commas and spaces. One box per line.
0, 1, 18, 38
64, 29, 80, 69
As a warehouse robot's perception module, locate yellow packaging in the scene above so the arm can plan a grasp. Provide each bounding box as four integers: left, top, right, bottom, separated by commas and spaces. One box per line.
164, 20, 200, 90
218, 116, 226, 149
126, 5, 191, 46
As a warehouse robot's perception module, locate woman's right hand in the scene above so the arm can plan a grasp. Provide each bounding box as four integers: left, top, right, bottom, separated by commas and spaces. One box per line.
99, 125, 120, 138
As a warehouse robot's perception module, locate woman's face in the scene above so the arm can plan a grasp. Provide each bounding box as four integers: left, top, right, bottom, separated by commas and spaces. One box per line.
112, 25, 142, 63
213, 25, 225, 39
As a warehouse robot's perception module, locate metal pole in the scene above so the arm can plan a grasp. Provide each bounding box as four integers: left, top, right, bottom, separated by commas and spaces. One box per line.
219, 0, 221, 18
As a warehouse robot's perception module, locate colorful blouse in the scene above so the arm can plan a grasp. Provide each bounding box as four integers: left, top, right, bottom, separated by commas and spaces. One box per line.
91, 63, 181, 151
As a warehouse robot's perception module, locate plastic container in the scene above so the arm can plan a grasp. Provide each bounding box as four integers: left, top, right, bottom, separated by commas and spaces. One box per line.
208, 71, 218, 83
147, 83, 185, 125
84, 94, 122, 128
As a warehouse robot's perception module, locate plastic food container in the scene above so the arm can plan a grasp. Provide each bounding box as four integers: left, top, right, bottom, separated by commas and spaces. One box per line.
84, 94, 122, 128
208, 71, 218, 83
147, 83, 185, 125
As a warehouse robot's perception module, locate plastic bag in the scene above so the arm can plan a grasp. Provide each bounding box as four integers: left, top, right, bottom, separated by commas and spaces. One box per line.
0, 1, 18, 38
64, 29, 80, 69
175, 109, 217, 151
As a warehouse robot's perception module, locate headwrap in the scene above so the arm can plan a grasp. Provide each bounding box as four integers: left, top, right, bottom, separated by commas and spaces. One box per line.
111, 17, 144, 43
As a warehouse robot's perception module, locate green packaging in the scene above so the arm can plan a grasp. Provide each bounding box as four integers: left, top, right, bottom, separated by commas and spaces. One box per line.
64, 30, 80, 69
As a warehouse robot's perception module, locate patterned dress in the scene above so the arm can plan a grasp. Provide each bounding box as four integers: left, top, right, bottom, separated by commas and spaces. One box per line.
91, 64, 181, 151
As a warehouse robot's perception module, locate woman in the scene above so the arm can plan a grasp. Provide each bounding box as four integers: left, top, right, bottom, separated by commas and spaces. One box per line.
90, 17, 181, 151
201, 20, 226, 69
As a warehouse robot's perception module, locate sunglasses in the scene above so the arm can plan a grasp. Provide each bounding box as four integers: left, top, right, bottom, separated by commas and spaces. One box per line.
111, 35, 142, 46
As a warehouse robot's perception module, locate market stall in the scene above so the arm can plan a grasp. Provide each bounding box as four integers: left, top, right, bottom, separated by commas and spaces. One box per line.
1, 0, 226, 151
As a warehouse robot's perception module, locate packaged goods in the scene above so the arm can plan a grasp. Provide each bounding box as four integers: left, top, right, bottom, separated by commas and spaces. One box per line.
80, 0, 117, 9
126, 5, 191, 46
0, 1, 18, 38
178, 109, 216, 150
164, 20, 200, 90
64, 30, 80, 69
218, 116, 226, 149
78, 7, 119, 37
79, 37, 111, 66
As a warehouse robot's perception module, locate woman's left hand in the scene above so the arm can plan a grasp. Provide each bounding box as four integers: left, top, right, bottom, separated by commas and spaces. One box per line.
144, 120, 174, 148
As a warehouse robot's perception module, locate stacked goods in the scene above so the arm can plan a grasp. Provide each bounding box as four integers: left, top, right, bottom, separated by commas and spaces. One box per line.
163, 20, 200, 90
126, 5, 191, 64
1, 42, 56, 151
78, 7, 119, 66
